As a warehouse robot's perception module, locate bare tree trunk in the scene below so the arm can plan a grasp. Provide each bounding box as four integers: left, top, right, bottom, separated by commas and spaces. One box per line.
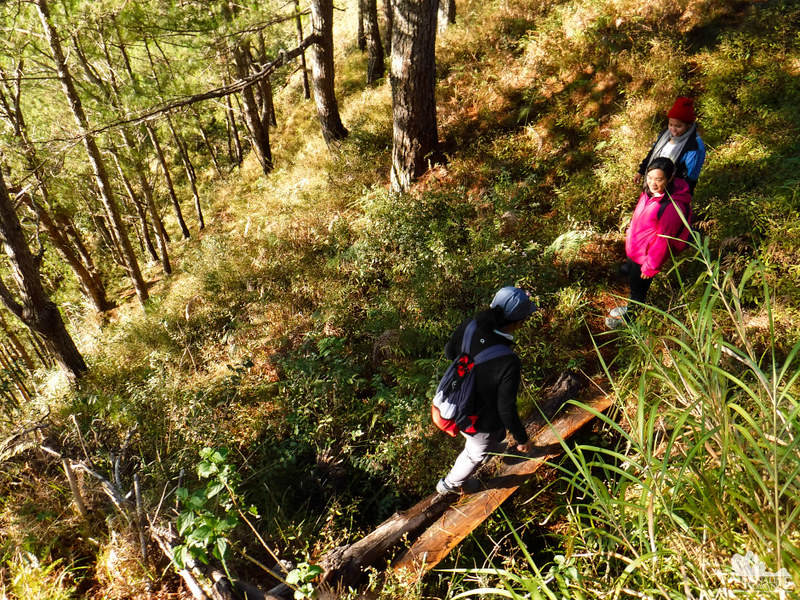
146, 123, 191, 239
111, 150, 159, 262
438, 0, 456, 32
390, 0, 440, 192
0, 312, 35, 371
382, 0, 393, 55
0, 171, 87, 380
256, 33, 278, 127
22, 194, 112, 312
0, 67, 113, 314
234, 45, 273, 175
362, 0, 385, 84
294, 0, 312, 99
191, 107, 223, 177
357, 0, 367, 51
166, 117, 205, 230
119, 129, 172, 274
35, 0, 148, 306
224, 76, 244, 167
309, 0, 349, 147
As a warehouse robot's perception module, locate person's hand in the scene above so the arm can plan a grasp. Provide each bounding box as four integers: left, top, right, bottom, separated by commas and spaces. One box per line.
633, 172, 642, 185
516, 440, 532, 453
640, 273, 652, 280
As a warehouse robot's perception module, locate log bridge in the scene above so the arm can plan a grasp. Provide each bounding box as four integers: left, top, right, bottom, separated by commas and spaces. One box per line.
318, 371, 613, 590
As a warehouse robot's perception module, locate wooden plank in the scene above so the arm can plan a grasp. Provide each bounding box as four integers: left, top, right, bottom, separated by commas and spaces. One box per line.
317, 372, 604, 589
392, 390, 613, 576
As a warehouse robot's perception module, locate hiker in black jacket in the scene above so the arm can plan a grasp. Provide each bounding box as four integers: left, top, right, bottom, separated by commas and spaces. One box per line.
436, 286, 536, 495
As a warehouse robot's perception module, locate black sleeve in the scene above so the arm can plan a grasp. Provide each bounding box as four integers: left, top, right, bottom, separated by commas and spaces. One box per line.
444, 319, 471, 361
638, 143, 655, 175
496, 356, 529, 445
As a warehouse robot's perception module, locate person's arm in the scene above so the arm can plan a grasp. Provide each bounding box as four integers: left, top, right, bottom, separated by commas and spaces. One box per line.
496, 357, 529, 446
643, 204, 686, 277
682, 140, 706, 192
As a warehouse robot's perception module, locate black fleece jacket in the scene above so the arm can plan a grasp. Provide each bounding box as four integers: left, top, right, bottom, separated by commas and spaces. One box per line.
444, 318, 529, 445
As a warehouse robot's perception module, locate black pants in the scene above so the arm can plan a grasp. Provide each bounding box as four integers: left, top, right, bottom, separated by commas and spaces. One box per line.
627, 259, 653, 319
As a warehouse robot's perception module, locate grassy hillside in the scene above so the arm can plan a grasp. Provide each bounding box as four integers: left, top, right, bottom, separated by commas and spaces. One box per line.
2, 0, 799, 598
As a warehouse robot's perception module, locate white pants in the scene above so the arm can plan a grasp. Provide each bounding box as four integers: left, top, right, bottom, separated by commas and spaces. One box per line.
443, 429, 506, 487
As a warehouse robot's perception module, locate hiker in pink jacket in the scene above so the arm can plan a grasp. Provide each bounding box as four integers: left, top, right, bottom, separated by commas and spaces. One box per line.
607, 157, 692, 329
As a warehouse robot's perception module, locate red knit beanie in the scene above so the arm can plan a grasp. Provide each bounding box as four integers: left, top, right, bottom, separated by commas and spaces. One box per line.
667, 97, 696, 123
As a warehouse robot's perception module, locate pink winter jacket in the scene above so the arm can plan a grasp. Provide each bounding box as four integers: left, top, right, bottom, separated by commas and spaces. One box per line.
625, 178, 692, 278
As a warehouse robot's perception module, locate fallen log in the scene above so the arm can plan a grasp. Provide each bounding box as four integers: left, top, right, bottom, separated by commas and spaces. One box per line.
318, 371, 601, 589
392, 385, 613, 576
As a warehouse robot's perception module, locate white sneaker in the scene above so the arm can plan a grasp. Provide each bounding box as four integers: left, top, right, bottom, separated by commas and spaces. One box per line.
609, 305, 628, 318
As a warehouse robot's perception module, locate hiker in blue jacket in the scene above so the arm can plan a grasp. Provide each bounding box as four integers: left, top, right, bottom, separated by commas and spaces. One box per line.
436, 286, 536, 495
634, 96, 706, 194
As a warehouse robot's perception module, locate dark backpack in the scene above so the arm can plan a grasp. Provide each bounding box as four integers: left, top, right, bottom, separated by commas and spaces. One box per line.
431, 320, 514, 437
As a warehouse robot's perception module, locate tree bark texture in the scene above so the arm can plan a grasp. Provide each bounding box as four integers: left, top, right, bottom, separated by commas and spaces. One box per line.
35, 0, 149, 306
146, 123, 191, 239
119, 128, 172, 274
437, 0, 456, 32
294, 0, 312, 99
0, 171, 87, 380
361, 0, 385, 84
390, 0, 440, 192
382, 0, 393, 55
234, 46, 273, 175
309, 0, 349, 146
166, 116, 205, 229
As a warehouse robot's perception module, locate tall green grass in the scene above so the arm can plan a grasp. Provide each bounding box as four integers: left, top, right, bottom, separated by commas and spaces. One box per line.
449, 238, 799, 598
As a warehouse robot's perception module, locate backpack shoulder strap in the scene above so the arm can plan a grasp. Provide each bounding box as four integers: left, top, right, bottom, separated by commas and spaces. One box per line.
473, 343, 515, 364
460, 320, 478, 355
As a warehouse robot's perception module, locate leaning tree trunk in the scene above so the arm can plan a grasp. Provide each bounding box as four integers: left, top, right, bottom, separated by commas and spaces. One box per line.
166, 116, 205, 230
0, 171, 87, 380
437, 0, 455, 32
119, 128, 172, 274
390, 0, 440, 192
233, 45, 273, 175
294, 0, 312, 99
223, 75, 244, 167
22, 194, 112, 313
362, 0, 385, 84
309, 0, 349, 147
146, 123, 191, 239
35, 0, 149, 306
0, 66, 113, 313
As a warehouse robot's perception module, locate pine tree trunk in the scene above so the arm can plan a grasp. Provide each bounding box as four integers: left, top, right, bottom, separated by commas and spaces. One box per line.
295, 0, 312, 99
390, 0, 440, 191
0, 312, 34, 372
438, 0, 456, 32
35, 0, 148, 306
382, 0, 393, 55
234, 45, 273, 175
309, 0, 349, 147
362, 0, 385, 84
357, 1, 367, 51
0, 171, 87, 381
120, 129, 172, 275
146, 123, 191, 239
112, 150, 159, 262
224, 77, 244, 166
192, 107, 223, 177
21, 194, 112, 313
166, 117, 205, 230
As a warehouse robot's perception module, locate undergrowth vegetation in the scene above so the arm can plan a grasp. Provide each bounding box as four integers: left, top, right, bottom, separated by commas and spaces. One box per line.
2, 0, 799, 598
